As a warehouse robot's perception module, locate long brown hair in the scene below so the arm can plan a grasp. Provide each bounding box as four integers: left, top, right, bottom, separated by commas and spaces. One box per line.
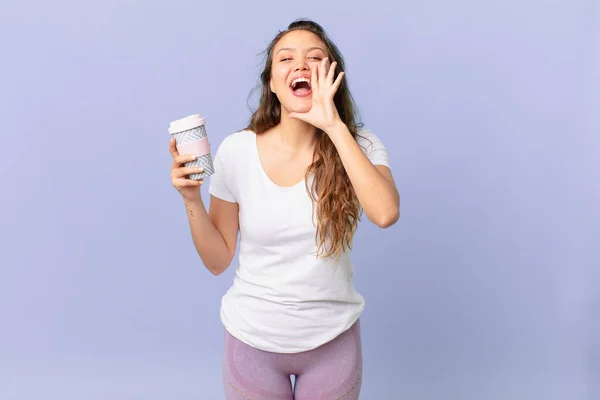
247, 19, 363, 258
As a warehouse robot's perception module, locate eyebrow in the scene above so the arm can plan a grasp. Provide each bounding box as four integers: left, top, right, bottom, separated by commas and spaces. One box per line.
276, 46, 326, 54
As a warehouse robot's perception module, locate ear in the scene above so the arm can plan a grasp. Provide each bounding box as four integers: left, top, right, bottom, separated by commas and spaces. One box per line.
270, 77, 275, 93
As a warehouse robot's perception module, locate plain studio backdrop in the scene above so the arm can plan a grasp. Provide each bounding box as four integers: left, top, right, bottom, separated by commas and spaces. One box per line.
0, 0, 598, 399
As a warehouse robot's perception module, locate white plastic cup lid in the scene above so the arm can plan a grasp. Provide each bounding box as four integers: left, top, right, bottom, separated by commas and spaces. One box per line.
168, 114, 206, 134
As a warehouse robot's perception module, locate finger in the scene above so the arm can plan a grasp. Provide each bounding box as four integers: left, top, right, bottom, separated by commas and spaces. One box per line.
320, 58, 328, 88
327, 61, 337, 86
311, 62, 319, 92
170, 154, 197, 171
174, 178, 202, 188
169, 137, 179, 157
175, 154, 198, 165
331, 71, 345, 94
174, 166, 204, 178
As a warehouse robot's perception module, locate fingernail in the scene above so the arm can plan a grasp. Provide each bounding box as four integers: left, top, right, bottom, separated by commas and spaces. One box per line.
197, 167, 204, 171
190, 155, 197, 160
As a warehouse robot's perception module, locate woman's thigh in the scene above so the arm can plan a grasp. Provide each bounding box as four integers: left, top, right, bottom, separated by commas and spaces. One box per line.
293, 320, 363, 400
222, 329, 293, 400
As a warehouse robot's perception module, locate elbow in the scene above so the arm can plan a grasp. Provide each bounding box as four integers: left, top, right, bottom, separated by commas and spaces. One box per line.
372, 190, 400, 229
203, 258, 231, 276
373, 208, 400, 229
201, 250, 234, 276
207, 264, 228, 276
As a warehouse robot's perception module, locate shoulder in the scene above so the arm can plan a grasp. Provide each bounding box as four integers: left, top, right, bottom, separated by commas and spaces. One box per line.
215, 129, 255, 153
355, 128, 387, 151
209, 130, 256, 200
355, 128, 391, 167
212, 129, 256, 165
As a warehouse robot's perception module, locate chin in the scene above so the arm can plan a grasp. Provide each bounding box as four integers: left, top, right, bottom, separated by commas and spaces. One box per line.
292, 104, 312, 114
284, 98, 312, 114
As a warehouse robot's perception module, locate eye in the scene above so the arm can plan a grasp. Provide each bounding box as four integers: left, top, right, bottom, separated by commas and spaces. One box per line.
280, 57, 292, 62
309, 57, 322, 61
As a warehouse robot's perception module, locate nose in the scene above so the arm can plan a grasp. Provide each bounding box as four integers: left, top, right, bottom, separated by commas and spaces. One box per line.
293, 59, 309, 71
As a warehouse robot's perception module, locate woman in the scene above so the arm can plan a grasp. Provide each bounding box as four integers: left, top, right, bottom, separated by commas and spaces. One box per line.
169, 19, 400, 400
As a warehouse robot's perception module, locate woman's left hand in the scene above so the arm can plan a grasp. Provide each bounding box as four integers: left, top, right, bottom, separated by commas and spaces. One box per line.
289, 57, 345, 133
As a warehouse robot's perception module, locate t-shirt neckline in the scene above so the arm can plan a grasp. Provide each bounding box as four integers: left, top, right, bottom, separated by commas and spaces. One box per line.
251, 130, 307, 192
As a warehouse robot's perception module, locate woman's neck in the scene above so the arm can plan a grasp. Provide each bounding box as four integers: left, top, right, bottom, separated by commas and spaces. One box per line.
272, 110, 318, 152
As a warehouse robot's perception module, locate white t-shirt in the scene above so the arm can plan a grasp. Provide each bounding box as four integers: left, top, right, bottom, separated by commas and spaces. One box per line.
208, 128, 390, 353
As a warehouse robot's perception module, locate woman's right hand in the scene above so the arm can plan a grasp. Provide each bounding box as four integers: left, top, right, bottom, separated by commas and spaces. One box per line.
169, 137, 204, 202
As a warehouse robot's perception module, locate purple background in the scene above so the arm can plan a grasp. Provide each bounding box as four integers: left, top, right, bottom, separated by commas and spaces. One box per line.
1, 0, 598, 398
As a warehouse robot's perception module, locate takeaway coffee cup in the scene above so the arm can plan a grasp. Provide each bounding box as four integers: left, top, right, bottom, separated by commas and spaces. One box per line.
168, 115, 215, 180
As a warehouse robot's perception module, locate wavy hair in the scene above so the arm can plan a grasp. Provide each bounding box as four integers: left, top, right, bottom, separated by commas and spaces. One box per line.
247, 19, 364, 258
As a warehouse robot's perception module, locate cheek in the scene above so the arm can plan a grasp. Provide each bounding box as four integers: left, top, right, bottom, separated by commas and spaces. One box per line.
271, 67, 289, 92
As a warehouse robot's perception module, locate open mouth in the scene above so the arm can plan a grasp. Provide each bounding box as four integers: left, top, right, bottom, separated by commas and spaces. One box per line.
290, 77, 312, 97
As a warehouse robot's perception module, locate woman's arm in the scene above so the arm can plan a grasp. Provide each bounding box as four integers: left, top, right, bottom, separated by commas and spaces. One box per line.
326, 122, 400, 228
183, 195, 239, 275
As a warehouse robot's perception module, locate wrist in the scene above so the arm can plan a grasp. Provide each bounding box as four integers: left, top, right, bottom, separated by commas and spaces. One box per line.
183, 195, 204, 208
324, 119, 350, 142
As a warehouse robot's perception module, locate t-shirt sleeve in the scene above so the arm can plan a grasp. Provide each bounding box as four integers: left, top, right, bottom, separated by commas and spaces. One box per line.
208, 136, 237, 203
356, 129, 391, 168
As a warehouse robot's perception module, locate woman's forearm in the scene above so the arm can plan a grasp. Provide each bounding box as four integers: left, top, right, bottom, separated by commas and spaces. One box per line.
183, 197, 234, 275
326, 122, 400, 228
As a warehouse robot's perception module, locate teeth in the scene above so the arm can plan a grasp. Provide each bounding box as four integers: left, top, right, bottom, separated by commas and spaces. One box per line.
291, 77, 311, 89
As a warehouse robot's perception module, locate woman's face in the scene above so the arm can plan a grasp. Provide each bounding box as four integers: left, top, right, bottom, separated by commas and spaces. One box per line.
270, 30, 330, 115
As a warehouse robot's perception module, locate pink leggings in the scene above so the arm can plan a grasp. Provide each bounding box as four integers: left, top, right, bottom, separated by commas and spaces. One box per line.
222, 320, 362, 400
